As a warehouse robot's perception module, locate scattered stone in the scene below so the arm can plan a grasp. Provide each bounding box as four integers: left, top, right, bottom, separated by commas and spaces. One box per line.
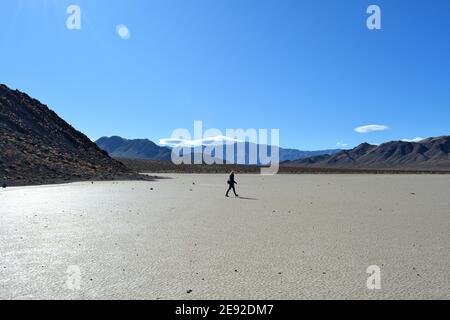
186, 289, 193, 294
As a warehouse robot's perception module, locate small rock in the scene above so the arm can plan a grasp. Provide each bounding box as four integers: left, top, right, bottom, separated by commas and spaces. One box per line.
186, 289, 193, 294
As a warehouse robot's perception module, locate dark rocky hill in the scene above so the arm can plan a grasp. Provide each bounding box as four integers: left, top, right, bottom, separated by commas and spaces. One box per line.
0, 84, 147, 186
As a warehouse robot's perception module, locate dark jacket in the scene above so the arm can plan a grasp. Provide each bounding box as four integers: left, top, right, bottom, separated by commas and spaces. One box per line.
228, 173, 237, 185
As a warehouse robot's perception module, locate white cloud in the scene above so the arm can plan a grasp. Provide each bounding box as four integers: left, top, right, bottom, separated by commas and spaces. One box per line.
401, 137, 424, 143
159, 135, 244, 148
337, 142, 349, 147
355, 124, 389, 133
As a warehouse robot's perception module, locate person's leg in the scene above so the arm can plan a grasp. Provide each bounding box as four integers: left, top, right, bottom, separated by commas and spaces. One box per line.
232, 186, 238, 197
226, 186, 232, 197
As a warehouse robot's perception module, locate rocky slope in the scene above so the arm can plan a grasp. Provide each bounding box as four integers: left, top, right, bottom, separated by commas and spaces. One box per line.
0, 84, 147, 186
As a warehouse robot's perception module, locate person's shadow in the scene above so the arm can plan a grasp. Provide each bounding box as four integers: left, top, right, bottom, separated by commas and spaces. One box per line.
238, 196, 258, 201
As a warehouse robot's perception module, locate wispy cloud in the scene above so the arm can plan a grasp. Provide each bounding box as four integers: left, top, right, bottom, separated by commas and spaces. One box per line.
337, 142, 349, 148
401, 137, 424, 143
159, 135, 243, 147
355, 124, 389, 133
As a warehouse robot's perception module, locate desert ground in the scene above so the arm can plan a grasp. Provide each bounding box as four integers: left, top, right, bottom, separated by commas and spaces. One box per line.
1, 174, 449, 299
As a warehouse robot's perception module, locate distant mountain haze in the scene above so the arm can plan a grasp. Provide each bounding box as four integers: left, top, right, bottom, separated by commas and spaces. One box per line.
95, 136, 342, 163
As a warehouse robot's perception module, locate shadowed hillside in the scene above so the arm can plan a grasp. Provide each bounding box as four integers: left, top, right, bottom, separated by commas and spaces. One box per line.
0, 84, 149, 186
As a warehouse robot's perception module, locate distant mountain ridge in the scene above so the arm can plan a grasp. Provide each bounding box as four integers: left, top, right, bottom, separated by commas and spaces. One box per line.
0, 84, 144, 186
96, 136, 172, 160
284, 136, 450, 170
95, 136, 341, 163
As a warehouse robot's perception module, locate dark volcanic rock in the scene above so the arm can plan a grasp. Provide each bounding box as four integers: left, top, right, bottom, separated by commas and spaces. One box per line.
0, 84, 147, 186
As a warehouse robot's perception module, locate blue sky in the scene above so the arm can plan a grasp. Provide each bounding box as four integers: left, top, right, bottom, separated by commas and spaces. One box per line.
1, 0, 449, 150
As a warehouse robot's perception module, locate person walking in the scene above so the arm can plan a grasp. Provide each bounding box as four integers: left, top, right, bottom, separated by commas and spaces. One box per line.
225, 171, 239, 197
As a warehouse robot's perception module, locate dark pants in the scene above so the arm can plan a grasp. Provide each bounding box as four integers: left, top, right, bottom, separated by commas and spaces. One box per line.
226, 184, 238, 196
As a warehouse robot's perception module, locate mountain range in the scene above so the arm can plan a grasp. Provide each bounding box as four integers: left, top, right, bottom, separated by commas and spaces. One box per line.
0, 84, 144, 186
95, 136, 342, 164
283, 137, 450, 170
96, 136, 173, 160
1, 84, 449, 188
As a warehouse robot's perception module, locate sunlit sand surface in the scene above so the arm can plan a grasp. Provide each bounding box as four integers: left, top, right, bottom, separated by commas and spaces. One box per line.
1, 174, 449, 299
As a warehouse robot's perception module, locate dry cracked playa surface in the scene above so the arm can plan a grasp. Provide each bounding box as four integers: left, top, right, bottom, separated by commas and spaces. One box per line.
1, 174, 449, 299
